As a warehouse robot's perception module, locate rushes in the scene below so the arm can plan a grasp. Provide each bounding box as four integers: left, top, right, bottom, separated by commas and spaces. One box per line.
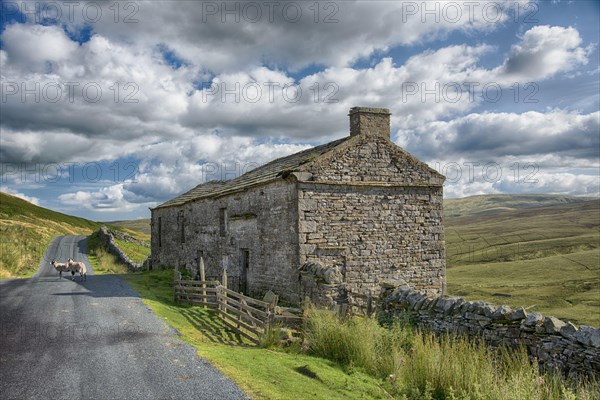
302, 308, 598, 399
303, 307, 411, 378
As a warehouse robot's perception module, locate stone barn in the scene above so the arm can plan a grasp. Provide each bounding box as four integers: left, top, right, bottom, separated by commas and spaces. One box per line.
150, 107, 446, 306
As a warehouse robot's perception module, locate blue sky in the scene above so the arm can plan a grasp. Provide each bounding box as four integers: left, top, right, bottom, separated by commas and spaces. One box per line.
0, 0, 598, 221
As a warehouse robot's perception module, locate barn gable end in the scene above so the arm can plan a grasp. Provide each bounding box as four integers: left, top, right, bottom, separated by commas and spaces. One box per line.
151, 107, 446, 306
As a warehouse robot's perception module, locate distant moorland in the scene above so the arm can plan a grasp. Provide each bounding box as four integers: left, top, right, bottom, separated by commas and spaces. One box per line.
445, 194, 599, 326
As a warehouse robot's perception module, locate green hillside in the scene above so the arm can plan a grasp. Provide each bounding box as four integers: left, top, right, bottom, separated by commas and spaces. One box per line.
444, 193, 596, 219
445, 196, 600, 326
108, 219, 151, 238
0, 192, 101, 278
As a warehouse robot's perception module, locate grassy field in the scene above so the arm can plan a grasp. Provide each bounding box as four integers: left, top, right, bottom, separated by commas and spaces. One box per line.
0, 192, 100, 277
445, 195, 600, 326
109, 219, 151, 236
113, 237, 150, 264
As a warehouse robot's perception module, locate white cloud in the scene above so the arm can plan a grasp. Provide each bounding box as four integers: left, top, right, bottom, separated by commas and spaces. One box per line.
493, 25, 589, 82
402, 110, 600, 160
30, 0, 530, 72
58, 184, 146, 212
0, 24, 77, 72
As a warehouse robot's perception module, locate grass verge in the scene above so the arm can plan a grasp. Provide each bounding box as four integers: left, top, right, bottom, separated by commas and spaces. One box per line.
113, 237, 150, 264
122, 270, 599, 399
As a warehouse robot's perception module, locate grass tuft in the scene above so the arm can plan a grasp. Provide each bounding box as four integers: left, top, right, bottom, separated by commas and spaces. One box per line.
86, 231, 129, 274
303, 307, 412, 378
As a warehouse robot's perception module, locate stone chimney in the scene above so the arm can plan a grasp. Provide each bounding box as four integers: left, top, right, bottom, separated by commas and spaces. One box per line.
349, 107, 391, 140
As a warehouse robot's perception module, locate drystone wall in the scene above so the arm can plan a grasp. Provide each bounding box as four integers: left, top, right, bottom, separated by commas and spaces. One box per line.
380, 282, 600, 377
98, 226, 146, 271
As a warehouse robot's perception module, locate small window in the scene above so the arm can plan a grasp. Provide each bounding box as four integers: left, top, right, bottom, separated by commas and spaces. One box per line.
178, 210, 185, 244
219, 208, 228, 236
158, 217, 162, 247
242, 250, 250, 270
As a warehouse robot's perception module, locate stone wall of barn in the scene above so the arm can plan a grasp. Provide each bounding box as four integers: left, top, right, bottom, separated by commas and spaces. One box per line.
297, 183, 445, 307
151, 179, 301, 301
295, 121, 445, 308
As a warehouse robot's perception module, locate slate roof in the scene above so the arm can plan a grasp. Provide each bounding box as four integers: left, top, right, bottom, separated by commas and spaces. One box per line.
154, 137, 350, 209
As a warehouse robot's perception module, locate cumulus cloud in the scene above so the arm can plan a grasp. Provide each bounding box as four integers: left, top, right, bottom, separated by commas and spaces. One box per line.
496, 25, 589, 81
1, 21, 590, 164
431, 160, 600, 198
401, 110, 600, 160
15, 0, 530, 71
58, 184, 144, 212
0, 24, 78, 72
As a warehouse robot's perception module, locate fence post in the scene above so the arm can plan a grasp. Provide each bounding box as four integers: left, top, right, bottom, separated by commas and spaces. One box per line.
221, 269, 228, 319
200, 256, 206, 305
267, 294, 279, 336
237, 297, 242, 329
173, 269, 179, 302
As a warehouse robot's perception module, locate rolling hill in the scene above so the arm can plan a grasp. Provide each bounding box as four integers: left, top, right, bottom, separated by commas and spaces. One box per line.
444, 193, 597, 218
445, 194, 600, 326
108, 219, 151, 236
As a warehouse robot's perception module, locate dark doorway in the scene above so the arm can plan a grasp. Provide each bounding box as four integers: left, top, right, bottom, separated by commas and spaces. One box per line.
240, 249, 250, 294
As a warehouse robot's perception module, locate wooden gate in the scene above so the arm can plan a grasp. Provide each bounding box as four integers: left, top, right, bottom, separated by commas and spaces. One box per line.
174, 261, 279, 345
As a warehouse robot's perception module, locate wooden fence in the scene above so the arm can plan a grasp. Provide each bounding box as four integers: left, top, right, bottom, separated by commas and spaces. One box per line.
216, 285, 278, 345
174, 278, 219, 307
173, 260, 377, 344
174, 260, 280, 345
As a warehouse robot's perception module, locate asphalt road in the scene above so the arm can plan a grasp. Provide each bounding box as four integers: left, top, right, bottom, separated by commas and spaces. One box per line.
0, 235, 247, 400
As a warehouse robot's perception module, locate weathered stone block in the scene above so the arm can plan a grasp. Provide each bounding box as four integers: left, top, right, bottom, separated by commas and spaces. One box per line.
524, 312, 544, 327
574, 326, 600, 348
544, 316, 567, 334
560, 322, 578, 339
492, 304, 512, 320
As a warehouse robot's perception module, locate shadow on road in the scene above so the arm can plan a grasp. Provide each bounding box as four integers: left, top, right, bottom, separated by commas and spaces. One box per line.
1, 274, 140, 299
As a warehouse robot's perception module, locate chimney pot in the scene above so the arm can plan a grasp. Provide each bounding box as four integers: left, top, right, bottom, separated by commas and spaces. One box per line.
349, 107, 391, 140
